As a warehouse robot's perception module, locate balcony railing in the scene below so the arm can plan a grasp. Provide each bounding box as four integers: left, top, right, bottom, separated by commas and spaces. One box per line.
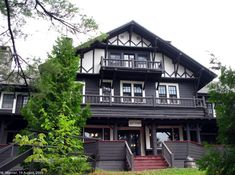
83, 95, 206, 108
100, 57, 163, 71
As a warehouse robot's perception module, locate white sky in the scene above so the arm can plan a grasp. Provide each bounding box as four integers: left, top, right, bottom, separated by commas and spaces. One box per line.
17, 0, 235, 69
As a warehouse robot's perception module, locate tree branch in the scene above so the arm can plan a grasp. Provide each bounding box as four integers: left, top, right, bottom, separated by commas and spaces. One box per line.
4, 0, 30, 94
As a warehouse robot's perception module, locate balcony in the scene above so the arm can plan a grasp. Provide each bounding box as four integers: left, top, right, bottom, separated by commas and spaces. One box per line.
83, 95, 206, 108
100, 57, 163, 74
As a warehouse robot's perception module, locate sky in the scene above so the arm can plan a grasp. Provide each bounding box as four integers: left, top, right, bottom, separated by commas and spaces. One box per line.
17, 0, 235, 69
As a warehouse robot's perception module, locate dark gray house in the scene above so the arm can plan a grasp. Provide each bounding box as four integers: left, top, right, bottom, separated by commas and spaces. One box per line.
0, 21, 217, 171
77, 21, 217, 170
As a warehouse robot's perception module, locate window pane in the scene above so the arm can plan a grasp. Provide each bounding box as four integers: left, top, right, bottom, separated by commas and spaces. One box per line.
134, 84, 143, 96
158, 85, 167, 97
102, 82, 111, 96
124, 54, 134, 67
168, 86, 177, 95
22, 96, 29, 106
123, 83, 131, 102
136, 54, 147, 68
109, 53, 121, 66
123, 83, 131, 95
2, 94, 14, 109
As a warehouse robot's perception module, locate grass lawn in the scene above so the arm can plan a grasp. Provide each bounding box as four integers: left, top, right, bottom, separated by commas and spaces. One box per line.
90, 168, 205, 175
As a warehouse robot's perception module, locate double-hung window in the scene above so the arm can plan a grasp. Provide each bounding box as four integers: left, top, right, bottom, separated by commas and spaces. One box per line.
1, 94, 14, 109
168, 86, 178, 104
109, 53, 121, 67
122, 83, 132, 103
100, 80, 114, 102
121, 81, 145, 103
158, 85, 167, 104
136, 54, 148, 68
156, 83, 179, 104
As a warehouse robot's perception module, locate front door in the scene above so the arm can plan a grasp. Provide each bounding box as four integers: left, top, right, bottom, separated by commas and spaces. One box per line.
118, 130, 140, 155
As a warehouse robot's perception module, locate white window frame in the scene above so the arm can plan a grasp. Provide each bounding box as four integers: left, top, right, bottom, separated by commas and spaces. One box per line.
78, 81, 86, 104
0, 91, 27, 114
99, 80, 114, 102
120, 81, 145, 103
156, 83, 180, 104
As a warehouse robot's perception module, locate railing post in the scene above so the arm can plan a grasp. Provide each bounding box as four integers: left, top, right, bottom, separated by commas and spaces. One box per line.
152, 95, 156, 107
202, 96, 206, 108
193, 96, 196, 107
100, 56, 103, 67
109, 93, 112, 106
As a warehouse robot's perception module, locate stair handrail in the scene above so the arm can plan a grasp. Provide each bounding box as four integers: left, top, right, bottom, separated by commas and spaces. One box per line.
0, 143, 15, 155
125, 141, 134, 171
0, 148, 33, 171
162, 141, 174, 167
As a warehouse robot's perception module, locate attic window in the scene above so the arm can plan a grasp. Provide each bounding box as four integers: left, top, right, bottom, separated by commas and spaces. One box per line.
136, 36, 141, 40
120, 35, 124, 39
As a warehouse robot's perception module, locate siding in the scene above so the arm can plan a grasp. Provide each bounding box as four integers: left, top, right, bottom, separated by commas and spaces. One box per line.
84, 141, 126, 171
89, 105, 206, 119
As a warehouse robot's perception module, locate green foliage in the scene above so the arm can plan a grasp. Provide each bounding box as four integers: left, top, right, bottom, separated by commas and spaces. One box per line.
198, 65, 235, 175
209, 66, 235, 145
14, 37, 91, 174
198, 146, 235, 175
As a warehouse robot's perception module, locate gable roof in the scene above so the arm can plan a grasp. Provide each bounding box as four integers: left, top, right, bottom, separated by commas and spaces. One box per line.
76, 20, 216, 90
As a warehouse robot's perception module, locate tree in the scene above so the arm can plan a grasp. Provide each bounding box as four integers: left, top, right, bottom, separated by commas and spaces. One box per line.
0, 0, 97, 87
14, 37, 91, 175
198, 60, 235, 175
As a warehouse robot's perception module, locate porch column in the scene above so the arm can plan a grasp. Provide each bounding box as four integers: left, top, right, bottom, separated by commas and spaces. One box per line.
151, 124, 157, 155
113, 123, 118, 140
186, 123, 191, 141
196, 124, 201, 144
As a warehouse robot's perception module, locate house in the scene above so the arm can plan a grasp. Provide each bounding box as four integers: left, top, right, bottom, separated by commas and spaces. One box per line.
0, 21, 217, 171
77, 21, 217, 170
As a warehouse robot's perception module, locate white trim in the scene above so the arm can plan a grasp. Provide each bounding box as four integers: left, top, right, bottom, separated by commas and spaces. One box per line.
120, 80, 145, 103
0, 92, 28, 113
99, 80, 114, 102
78, 81, 86, 104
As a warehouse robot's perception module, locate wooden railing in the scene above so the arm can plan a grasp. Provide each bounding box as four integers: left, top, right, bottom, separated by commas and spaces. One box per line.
0, 143, 33, 171
83, 94, 206, 108
100, 57, 163, 70
125, 141, 134, 171
162, 142, 174, 167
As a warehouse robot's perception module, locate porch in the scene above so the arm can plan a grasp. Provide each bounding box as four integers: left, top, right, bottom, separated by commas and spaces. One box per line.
84, 140, 206, 171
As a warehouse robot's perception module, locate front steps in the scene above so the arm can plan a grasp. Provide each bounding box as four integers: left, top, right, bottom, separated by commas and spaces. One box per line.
134, 156, 168, 171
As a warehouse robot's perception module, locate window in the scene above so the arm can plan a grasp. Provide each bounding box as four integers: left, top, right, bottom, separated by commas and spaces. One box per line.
1, 94, 14, 109
100, 80, 113, 102
121, 81, 145, 103
134, 84, 143, 102
123, 83, 132, 103
84, 128, 110, 140
158, 85, 167, 104
135, 54, 147, 68
156, 83, 179, 104
22, 96, 29, 106
168, 86, 178, 104
124, 54, 134, 68
109, 53, 121, 66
